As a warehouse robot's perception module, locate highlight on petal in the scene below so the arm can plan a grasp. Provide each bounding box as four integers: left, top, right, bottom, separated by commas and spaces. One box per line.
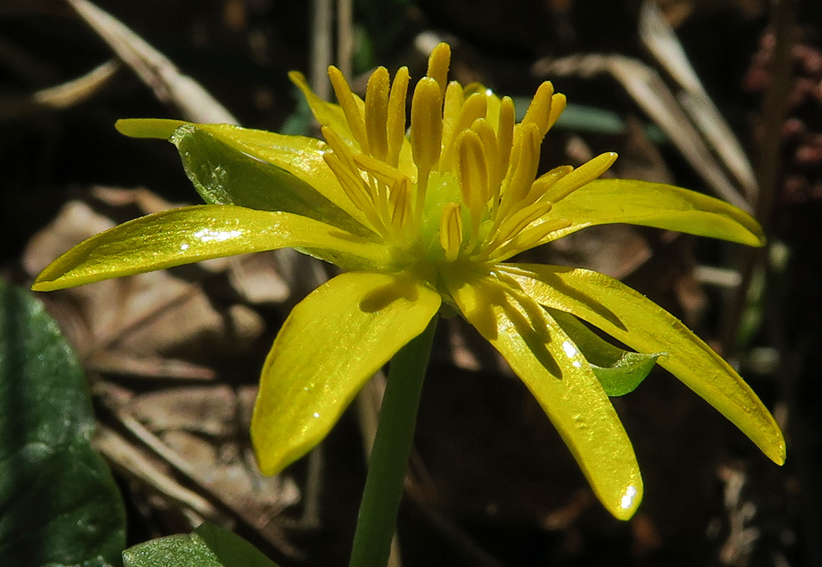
540, 179, 766, 247
442, 266, 643, 520
251, 271, 441, 475
116, 119, 373, 237
502, 263, 786, 466
32, 205, 392, 291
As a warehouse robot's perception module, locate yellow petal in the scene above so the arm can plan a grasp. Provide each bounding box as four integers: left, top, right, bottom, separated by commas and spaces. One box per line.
502, 263, 786, 465
251, 271, 441, 474
117, 119, 373, 236
116, 118, 185, 138
442, 267, 643, 520
541, 179, 766, 247
289, 70, 358, 146
32, 205, 391, 291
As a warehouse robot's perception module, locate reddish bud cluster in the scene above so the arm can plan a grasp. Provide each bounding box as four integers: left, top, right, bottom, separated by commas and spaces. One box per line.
745, 28, 822, 202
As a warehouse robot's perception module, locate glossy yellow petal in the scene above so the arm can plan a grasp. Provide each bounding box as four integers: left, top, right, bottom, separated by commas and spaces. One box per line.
540, 179, 766, 247
289, 70, 358, 145
117, 119, 372, 236
502, 263, 786, 465
442, 267, 643, 520
32, 205, 391, 291
251, 271, 441, 474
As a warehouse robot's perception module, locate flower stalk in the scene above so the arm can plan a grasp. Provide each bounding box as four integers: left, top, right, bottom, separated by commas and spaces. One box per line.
349, 316, 437, 567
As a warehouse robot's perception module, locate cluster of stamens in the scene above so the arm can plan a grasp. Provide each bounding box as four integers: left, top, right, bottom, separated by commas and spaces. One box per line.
318, 43, 617, 266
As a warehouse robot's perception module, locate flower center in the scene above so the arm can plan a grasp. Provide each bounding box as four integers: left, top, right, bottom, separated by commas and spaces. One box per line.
320, 43, 617, 270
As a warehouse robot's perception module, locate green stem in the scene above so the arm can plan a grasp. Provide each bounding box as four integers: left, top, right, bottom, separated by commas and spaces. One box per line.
348, 315, 438, 567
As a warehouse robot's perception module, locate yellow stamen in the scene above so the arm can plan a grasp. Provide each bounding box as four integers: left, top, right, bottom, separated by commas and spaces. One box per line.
329, 66, 369, 153
456, 130, 489, 240
493, 218, 572, 260
439, 82, 464, 168
322, 126, 359, 175
526, 165, 573, 205
389, 177, 412, 235
521, 81, 555, 139
410, 77, 444, 218
426, 43, 451, 96
323, 152, 386, 235
353, 153, 407, 186
439, 202, 463, 262
497, 96, 516, 180
491, 200, 554, 250
441, 93, 487, 171
547, 93, 566, 131
496, 123, 541, 222
387, 66, 410, 168
365, 67, 390, 161
542, 152, 617, 203
354, 152, 406, 223
471, 118, 502, 195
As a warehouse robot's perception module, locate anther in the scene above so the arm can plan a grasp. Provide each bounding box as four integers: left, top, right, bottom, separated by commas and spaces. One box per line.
497, 96, 515, 177
329, 66, 369, 153
410, 77, 444, 219
456, 130, 489, 240
426, 43, 451, 96
365, 67, 390, 161
542, 152, 617, 203
439, 203, 463, 262
527, 165, 573, 205
387, 67, 410, 168
522, 82, 555, 139
497, 124, 541, 221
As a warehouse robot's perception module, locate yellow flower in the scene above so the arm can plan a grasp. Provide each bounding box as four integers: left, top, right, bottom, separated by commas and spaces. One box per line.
33, 43, 784, 520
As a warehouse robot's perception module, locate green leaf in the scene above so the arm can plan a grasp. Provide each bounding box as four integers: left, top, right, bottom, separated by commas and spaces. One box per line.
550, 309, 662, 396
122, 524, 279, 567
0, 280, 125, 567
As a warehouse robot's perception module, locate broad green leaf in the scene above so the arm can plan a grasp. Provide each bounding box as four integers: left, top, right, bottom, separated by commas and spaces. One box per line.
502, 263, 786, 465
442, 267, 642, 520
0, 280, 125, 567
550, 309, 663, 396
252, 271, 441, 475
123, 523, 278, 567
32, 205, 392, 292
539, 179, 765, 248
116, 119, 373, 237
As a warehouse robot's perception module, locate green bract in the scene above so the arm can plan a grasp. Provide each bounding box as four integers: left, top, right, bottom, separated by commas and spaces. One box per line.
33, 43, 784, 520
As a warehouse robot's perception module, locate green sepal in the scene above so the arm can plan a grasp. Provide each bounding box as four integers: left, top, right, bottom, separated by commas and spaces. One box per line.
550, 309, 663, 396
